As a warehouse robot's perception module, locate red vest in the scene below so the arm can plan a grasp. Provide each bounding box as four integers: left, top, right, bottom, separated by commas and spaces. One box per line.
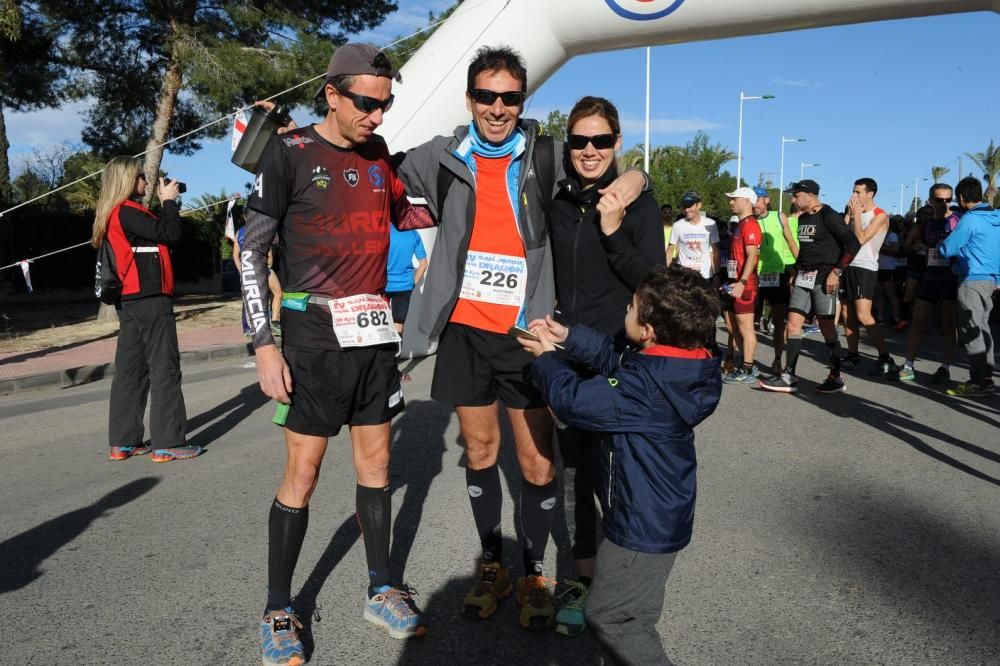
106, 200, 174, 296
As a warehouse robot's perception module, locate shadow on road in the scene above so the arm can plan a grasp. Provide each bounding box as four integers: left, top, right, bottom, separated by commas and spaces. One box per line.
186, 382, 270, 450
0, 331, 119, 366
397, 537, 600, 665
0, 477, 160, 593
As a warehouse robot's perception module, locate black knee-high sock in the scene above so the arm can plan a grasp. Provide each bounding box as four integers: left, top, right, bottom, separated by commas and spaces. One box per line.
520, 478, 557, 576
466, 465, 503, 563
786, 335, 803, 374
356, 484, 392, 594
826, 335, 842, 376
267, 498, 309, 612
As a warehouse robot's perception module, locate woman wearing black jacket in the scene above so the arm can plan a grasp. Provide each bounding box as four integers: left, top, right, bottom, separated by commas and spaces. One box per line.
547, 96, 665, 636
91, 156, 199, 463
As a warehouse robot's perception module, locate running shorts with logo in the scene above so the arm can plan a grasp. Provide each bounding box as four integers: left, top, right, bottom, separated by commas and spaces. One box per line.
431, 323, 545, 409
281, 343, 403, 437
759, 270, 791, 306
788, 269, 838, 319
842, 266, 878, 302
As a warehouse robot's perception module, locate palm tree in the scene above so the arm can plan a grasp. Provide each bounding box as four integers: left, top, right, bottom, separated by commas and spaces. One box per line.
930, 165, 950, 184
965, 139, 1000, 205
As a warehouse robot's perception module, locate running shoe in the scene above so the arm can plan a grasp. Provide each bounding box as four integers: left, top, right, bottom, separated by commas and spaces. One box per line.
866, 357, 898, 379
516, 575, 556, 630
260, 607, 304, 666
897, 365, 916, 382
895, 319, 909, 331
840, 354, 863, 370
803, 323, 821, 335
770, 360, 783, 377
554, 580, 590, 636
930, 367, 951, 385
109, 444, 151, 461
946, 382, 996, 398
364, 585, 428, 639
727, 366, 759, 384
150, 445, 204, 463
722, 368, 748, 384
815, 374, 846, 394
758, 372, 799, 393
463, 561, 512, 620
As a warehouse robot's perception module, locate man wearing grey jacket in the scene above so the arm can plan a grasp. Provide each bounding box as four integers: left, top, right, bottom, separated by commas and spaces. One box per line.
396, 45, 648, 629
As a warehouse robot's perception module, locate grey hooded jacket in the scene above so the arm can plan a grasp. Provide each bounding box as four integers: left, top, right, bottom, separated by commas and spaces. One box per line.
396, 119, 563, 352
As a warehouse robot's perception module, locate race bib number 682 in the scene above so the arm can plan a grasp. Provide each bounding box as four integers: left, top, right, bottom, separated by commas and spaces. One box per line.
328, 294, 400, 348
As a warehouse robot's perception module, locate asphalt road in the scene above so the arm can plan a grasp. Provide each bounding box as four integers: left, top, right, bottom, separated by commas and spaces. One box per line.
2, 329, 998, 665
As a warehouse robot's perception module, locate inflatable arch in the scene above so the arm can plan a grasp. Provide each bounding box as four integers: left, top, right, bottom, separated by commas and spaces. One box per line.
389, 0, 999, 356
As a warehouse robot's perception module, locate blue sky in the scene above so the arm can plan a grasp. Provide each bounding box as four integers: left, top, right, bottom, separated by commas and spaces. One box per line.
6, 2, 1000, 217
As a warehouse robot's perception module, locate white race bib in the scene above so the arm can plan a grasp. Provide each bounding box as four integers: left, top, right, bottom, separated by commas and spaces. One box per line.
727, 259, 738, 279
759, 273, 781, 288
926, 248, 949, 267
461, 251, 527, 307
795, 270, 818, 290
328, 294, 400, 348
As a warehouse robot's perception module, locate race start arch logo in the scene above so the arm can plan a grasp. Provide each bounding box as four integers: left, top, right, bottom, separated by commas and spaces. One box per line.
605, 0, 686, 21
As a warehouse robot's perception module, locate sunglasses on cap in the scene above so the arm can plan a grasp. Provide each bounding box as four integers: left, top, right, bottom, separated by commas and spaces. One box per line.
468, 88, 526, 107
568, 133, 618, 151
338, 88, 395, 114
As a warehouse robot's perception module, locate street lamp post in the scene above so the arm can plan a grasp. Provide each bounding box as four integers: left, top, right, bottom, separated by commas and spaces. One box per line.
779, 137, 805, 214
800, 162, 819, 180
737, 92, 775, 187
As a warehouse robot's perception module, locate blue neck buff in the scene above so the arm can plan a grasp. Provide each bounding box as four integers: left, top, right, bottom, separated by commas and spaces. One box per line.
466, 121, 523, 158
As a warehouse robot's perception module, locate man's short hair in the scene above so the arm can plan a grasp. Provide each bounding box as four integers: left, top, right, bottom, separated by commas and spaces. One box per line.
929, 182, 953, 198
854, 177, 878, 194
955, 176, 983, 204
467, 46, 527, 93
636, 265, 719, 349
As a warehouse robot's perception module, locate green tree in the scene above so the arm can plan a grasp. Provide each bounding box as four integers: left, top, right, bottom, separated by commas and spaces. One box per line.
540, 109, 568, 141
37, 1, 399, 205
930, 165, 950, 184
965, 139, 1000, 205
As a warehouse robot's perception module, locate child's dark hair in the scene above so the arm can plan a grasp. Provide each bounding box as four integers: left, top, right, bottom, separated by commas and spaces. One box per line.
635, 265, 719, 348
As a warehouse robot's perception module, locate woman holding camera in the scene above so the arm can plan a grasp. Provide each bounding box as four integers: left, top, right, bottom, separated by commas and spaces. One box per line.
91, 156, 199, 462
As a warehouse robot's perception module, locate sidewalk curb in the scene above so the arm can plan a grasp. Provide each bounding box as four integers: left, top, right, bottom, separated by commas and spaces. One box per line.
0, 343, 254, 396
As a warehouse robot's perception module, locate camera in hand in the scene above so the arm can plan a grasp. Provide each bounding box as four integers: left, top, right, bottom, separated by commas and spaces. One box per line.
164, 177, 187, 194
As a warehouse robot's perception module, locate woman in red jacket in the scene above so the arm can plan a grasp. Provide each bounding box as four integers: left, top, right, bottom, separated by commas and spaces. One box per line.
91, 156, 200, 462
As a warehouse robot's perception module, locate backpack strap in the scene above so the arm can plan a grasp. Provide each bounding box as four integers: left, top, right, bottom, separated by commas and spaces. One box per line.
532, 135, 555, 216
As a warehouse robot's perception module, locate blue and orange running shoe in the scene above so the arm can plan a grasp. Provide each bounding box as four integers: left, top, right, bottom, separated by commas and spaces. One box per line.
150, 445, 203, 463
109, 445, 151, 461
364, 585, 428, 639
260, 607, 304, 666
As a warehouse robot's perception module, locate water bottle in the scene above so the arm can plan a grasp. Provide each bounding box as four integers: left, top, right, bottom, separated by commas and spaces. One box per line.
231, 104, 292, 174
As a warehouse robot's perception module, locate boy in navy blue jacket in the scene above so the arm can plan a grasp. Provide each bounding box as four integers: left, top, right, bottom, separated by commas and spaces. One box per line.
517, 265, 722, 665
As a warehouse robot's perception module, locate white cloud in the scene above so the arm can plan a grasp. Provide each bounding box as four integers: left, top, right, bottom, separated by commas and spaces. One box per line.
620, 115, 723, 134
772, 77, 820, 88
5, 102, 89, 151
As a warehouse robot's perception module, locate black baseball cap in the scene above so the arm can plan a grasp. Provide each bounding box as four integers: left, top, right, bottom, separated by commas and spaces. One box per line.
786, 179, 820, 195
315, 43, 401, 97
680, 191, 702, 206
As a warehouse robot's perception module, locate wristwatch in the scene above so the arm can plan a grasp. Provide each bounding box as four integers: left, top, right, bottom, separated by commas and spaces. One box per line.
832, 268, 843, 277
739, 279, 748, 285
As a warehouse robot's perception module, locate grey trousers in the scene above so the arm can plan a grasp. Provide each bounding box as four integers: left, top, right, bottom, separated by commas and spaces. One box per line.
587, 539, 677, 666
956, 280, 996, 384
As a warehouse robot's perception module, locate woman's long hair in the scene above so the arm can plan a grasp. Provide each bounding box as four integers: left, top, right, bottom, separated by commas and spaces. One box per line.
91, 156, 142, 248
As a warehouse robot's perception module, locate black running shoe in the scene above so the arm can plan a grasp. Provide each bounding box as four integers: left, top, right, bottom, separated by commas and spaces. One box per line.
815, 374, 846, 394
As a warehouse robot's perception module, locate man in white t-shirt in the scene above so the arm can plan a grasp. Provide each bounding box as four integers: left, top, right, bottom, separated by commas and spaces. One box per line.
668, 191, 719, 280
842, 177, 897, 378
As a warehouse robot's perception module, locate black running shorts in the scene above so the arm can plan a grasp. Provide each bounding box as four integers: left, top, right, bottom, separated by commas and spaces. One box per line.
842, 266, 878, 302
281, 344, 403, 437
431, 323, 545, 409
916, 276, 958, 304
759, 271, 790, 306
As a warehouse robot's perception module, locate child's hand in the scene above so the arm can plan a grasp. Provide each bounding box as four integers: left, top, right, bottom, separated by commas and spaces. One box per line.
526, 315, 568, 344
516, 332, 554, 358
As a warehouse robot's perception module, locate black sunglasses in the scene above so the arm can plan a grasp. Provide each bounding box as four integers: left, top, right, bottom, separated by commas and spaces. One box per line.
568, 133, 618, 151
932, 196, 952, 203
338, 88, 394, 114
468, 88, 526, 107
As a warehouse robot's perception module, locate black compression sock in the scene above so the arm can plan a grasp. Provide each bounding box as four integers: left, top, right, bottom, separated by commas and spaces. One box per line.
520, 478, 557, 576
466, 465, 503, 563
267, 498, 309, 612
786, 335, 803, 374
356, 484, 392, 593
827, 337, 842, 375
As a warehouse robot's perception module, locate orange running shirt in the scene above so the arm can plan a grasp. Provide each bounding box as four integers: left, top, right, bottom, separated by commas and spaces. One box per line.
449, 154, 526, 333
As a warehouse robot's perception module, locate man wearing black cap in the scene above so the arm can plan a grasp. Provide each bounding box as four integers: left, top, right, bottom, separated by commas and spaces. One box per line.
241, 43, 435, 665
758, 179, 861, 394
668, 191, 719, 281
